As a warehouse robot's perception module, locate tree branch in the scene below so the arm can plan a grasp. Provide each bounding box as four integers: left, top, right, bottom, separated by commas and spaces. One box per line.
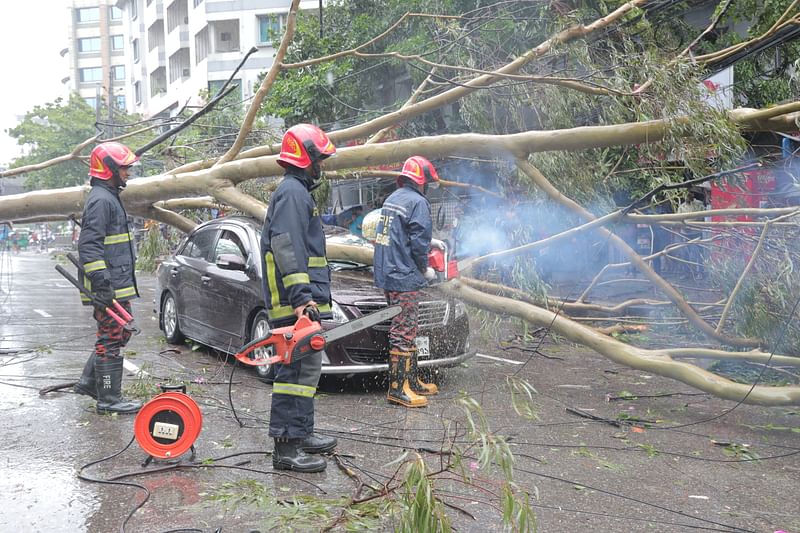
216, 0, 301, 165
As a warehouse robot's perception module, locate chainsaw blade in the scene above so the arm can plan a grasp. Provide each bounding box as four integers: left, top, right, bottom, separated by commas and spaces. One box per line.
322, 304, 401, 344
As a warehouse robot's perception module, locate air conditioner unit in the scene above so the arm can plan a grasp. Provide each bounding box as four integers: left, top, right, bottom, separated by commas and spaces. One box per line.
220, 32, 231, 42
182, 68, 190, 77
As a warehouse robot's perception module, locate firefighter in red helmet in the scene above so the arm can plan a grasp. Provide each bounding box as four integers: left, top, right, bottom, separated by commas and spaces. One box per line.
73, 142, 143, 415
373, 156, 445, 408
260, 124, 338, 472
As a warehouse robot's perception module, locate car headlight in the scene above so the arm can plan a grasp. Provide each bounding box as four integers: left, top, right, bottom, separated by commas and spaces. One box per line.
454, 301, 466, 319
331, 301, 349, 324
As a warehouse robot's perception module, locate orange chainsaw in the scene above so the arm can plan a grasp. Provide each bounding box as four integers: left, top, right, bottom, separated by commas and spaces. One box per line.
234, 305, 401, 367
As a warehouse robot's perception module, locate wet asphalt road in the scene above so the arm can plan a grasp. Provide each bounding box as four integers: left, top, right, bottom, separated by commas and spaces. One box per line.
2, 250, 799, 533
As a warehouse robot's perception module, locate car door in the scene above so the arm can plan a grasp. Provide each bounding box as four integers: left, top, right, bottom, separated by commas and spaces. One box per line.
173, 225, 219, 343
201, 225, 256, 351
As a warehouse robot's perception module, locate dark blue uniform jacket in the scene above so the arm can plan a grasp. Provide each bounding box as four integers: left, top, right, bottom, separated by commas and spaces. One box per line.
78, 180, 138, 304
260, 171, 332, 327
373, 185, 432, 292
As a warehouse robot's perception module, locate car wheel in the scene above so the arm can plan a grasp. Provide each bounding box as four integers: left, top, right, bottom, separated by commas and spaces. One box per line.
250, 310, 275, 383
161, 292, 185, 344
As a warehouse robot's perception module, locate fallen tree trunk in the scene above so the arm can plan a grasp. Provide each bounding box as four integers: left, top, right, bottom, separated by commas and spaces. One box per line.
2, 105, 799, 223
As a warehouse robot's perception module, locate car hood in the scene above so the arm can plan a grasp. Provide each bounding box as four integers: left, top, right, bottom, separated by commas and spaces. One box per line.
330, 270, 440, 305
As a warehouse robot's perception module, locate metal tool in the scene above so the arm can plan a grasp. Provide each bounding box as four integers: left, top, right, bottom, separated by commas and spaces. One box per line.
55, 261, 140, 334
234, 305, 401, 367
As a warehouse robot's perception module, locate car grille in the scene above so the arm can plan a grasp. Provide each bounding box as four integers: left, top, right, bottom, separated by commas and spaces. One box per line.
345, 347, 387, 364
353, 300, 449, 328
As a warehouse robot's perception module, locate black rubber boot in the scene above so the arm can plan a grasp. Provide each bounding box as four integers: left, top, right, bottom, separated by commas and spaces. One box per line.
273, 438, 326, 472
95, 358, 142, 415
73, 352, 97, 399
300, 434, 337, 454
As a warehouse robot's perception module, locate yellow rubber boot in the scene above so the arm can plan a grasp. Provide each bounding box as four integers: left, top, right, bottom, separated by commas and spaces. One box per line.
387, 353, 427, 408
409, 348, 438, 395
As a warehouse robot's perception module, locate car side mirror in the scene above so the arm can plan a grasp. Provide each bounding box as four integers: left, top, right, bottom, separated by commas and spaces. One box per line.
216, 253, 247, 271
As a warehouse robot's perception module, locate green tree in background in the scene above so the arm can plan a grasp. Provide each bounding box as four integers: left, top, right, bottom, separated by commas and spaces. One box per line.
8, 94, 98, 190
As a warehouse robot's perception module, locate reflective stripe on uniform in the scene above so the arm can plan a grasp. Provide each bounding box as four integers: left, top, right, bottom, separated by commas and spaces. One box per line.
283, 272, 310, 287
308, 256, 327, 268
317, 303, 331, 313
84, 260, 107, 273
265, 252, 281, 309
268, 305, 295, 320
273, 382, 316, 398
104, 232, 133, 245
114, 286, 137, 299
265, 252, 293, 320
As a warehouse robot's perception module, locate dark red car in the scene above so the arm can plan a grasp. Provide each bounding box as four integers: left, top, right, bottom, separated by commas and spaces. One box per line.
154, 216, 473, 379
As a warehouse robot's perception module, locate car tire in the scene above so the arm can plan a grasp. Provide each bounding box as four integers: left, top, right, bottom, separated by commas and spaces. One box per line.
161, 292, 185, 345
250, 310, 275, 383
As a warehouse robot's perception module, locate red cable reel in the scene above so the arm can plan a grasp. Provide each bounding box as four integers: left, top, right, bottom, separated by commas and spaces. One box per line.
134, 384, 202, 462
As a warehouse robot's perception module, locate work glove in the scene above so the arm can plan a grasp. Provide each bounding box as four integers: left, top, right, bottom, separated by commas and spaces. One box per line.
294, 300, 319, 321
430, 238, 446, 250
424, 267, 437, 281
93, 284, 115, 311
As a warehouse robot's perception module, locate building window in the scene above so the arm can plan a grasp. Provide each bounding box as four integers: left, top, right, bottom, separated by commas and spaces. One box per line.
134, 81, 142, 104
84, 97, 98, 109
131, 0, 138, 19
195, 26, 208, 64
110, 6, 122, 20
193, 0, 203, 7
112, 65, 125, 80
77, 7, 99, 23
208, 79, 241, 99
257, 14, 286, 43
79, 67, 103, 83
111, 35, 124, 51
133, 39, 140, 63
115, 95, 126, 110
78, 37, 101, 53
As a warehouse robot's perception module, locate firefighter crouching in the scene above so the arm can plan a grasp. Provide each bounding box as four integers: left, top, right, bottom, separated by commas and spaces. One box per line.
373, 156, 446, 408
74, 142, 142, 415
260, 124, 339, 473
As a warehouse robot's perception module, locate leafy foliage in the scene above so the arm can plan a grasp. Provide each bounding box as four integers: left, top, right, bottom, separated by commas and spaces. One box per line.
8, 95, 98, 190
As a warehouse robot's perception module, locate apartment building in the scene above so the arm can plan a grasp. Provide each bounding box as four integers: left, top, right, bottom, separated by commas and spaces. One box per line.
66, 0, 129, 113
113, 0, 319, 120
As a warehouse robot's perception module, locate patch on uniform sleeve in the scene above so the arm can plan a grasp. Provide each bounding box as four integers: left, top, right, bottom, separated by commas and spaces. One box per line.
271, 232, 298, 273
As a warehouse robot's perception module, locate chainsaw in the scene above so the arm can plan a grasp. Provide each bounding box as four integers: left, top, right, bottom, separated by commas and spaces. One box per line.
234, 304, 401, 367
428, 241, 459, 282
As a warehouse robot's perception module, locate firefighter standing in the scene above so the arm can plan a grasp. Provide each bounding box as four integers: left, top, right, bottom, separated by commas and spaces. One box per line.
73, 142, 142, 415
260, 124, 338, 473
373, 156, 445, 408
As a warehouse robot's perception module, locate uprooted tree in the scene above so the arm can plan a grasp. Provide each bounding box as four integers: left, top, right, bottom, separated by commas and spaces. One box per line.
3, 0, 800, 406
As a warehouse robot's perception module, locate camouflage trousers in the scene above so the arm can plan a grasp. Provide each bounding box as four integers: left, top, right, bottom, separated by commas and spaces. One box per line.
385, 290, 420, 356
93, 301, 133, 361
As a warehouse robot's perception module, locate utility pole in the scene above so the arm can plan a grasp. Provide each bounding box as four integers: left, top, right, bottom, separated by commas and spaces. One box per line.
95, 85, 102, 126
107, 69, 115, 137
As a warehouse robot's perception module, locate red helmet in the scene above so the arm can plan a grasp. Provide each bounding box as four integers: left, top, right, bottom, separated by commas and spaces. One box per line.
89, 142, 139, 180
277, 124, 336, 169
398, 156, 439, 186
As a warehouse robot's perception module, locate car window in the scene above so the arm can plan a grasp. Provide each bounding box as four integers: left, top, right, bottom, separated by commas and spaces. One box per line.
214, 229, 247, 262
181, 227, 218, 261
